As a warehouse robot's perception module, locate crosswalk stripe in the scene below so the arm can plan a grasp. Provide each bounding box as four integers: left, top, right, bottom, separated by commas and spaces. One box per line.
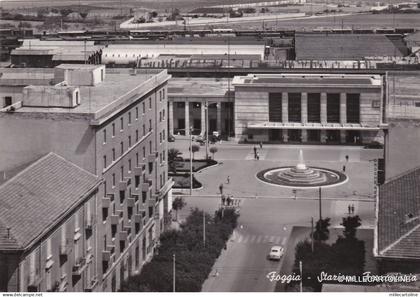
281, 237, 287, 245
256, 235, 263, 243
269, 236, 275, 243
264, 235, 270, 242
275, 237, 281, 244
242, 236, 249, 244
250, 235, 257, 242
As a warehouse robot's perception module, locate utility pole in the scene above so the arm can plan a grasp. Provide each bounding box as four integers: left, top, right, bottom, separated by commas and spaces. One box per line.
173, 254, 176, 292
190, 126, 193, 195
299, 261, 303, 292
203, 212, 206, 247
318, 187, 322, 221
311, 217, 314, 252
205, 101, 209, 159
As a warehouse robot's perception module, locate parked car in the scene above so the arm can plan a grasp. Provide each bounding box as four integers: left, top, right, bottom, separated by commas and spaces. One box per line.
168, 135, 175, 142
268, 246, 284, 261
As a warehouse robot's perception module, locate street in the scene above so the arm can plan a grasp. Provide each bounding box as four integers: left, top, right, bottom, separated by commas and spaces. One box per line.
171, 140, 381, 292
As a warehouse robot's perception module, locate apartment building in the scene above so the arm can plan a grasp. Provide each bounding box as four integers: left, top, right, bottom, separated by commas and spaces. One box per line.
0, 64, 173, 291
0, 153, 101, 292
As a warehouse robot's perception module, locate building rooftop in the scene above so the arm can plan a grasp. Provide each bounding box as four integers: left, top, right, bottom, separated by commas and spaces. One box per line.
168, 77, 230, 97
295, 34, 405, 60
232, 73, 382, 87
0, 153, 100, 250
3, 67, 170, 121
377, 166, 420, 259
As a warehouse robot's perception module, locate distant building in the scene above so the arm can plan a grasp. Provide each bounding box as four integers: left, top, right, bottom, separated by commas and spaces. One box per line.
0, 153, 101, 292
295, 34, 406, 60
11, 39, 103, 67
232, 73, 386, 144
0, 64, 173, 291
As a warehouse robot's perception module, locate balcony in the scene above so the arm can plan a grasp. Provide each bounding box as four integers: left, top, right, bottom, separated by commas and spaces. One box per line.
106, 193, 115, 202
119, 179, 129, 191
141, 183, 151, 192
127, 197, 135, 207
84, 215, 95, 231
110, 215, 119, 225
72, 257, 87, 277
119, 230, 128, 241
84, 277, 98, 292
133, 166, 143, 176
134, 214, 142, 223
59, 243, 71, 256
102, 197, 111, 208
148, 198, 157, 207
147, 152, 158, 163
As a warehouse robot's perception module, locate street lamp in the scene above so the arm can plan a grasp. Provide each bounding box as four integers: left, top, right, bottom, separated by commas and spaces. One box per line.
205, 101, 209, 160
189, 126, 193, 195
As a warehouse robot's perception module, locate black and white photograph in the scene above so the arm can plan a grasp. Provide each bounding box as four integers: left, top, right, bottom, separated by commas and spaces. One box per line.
0, 0, 420, 295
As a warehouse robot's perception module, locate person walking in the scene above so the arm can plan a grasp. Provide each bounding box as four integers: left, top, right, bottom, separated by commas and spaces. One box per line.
227, 195, 232, 206
221, 194, 226, 206
342, 165, 346, 172
256, 152, 260, 160
226, 175, 230, 184
351, 204, 355, 214
253, 146, 257, 156
259, 141, 263, 149
345, 155, 349, 162
348, 204, 351, 215
219, 183, 223, 194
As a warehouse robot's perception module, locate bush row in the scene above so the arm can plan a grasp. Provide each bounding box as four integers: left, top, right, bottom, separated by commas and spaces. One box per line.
120, 208, 239, 292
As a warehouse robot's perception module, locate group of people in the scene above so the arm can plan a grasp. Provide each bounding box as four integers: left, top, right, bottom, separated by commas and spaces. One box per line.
221, 194, 234, 206
348, 204, 356, 215
253, 142, 263, 160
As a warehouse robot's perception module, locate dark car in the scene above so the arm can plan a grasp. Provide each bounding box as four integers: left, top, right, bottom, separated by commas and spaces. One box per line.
168, 135, 175, 142
363, 141, 384, 149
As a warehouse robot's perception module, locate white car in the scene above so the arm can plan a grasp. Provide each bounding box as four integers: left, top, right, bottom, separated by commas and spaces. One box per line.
268, 246, 284, 261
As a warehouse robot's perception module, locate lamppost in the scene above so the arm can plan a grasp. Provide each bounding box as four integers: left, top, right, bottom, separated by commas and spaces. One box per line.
205, 101, 209, 159
189, 126, 193, 195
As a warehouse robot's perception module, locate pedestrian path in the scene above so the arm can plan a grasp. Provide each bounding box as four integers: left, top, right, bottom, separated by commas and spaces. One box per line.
245, 149, 268, 160
231, 230, 286, 246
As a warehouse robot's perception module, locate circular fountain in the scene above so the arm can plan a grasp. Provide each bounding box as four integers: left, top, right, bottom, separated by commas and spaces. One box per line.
256, 150, 347, 188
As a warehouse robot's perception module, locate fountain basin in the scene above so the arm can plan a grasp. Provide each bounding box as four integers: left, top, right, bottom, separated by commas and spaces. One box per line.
257, 166, 348, 188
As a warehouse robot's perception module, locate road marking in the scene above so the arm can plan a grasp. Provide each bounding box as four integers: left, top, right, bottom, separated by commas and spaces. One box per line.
250, 235, 257, 242
269, 236, 275, 243
264, 235, 271, 242
281, 237, 287, 245
275, 237, 281, 244
242, 236, 249, 244
256, 235, 263, 243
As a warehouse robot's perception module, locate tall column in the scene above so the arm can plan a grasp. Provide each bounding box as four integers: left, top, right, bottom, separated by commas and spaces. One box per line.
340, 130, 346, 144
340, 93, 347, 124
200, 102, 205, 135
168, 101, 174, 136
320, 92, 327, 124
216, 103, 222, 134
301, 92, 308, 124
282, 92, 288, 123
282, 130, 288, 143
185, 101, 190, 136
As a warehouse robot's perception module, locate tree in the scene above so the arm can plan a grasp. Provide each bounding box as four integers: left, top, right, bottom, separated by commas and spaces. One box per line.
341, 215, 361, 239
313, 218, 330, 241
191, 144, 200, 160
60, 8, 73, 18
209, 147, 218, 159
151, 11, 158, 18
168, 148, 182, 173
172, 197, 186, 222
172, 197, 187, 221
79, 11, 88, 20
